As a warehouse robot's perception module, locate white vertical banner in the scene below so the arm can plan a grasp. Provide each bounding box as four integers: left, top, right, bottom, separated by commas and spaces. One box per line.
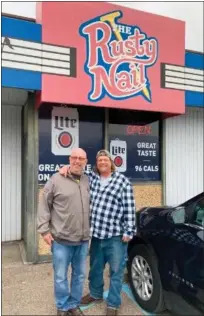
51, 107, 79, 156
110, 139, 127, 172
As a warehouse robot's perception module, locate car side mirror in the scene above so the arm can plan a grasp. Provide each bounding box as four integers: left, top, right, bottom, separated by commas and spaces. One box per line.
171, 207, 186, 224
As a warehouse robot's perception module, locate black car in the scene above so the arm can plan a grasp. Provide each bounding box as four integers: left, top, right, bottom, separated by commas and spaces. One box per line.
127, 192, 204, 316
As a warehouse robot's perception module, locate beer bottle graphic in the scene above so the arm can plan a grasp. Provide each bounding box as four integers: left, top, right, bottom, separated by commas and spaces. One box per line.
51, 107, 79, 156
110, 139, 127, 172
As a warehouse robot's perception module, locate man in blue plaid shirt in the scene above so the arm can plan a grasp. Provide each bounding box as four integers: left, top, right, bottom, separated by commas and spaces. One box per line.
60, 149, 136, 315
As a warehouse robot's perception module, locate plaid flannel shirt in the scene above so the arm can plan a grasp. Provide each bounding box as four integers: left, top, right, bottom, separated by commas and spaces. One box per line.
85, 170, 136, 239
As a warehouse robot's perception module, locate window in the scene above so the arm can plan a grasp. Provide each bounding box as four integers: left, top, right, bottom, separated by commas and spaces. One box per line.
192, 198, 204, 227
108, 109, 161, 182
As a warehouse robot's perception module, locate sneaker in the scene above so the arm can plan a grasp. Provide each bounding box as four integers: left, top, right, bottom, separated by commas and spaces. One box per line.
80, 293, 103, 306
106, 307, 118, 316
57, 310, 68, 316
67, 307, 84, 316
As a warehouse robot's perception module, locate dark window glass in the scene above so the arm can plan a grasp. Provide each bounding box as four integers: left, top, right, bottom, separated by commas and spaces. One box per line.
108, 109, 161, 182
192, 198, 204, 227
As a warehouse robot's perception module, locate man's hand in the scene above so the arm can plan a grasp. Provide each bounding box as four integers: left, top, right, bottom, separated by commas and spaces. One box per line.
122, 235, 132, 243
59, 165, 70, 177
42, 232, 54, 246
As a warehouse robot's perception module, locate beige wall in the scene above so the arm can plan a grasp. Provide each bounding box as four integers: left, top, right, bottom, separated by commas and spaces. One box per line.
133, 183, 162, 210
38, 183, 162, 256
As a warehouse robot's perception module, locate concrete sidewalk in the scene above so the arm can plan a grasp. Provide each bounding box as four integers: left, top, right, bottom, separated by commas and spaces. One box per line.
2, 242, 147, 316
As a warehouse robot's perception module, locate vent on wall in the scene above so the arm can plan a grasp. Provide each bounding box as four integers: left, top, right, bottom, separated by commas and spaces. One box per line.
161, 63, 204, 93
2, 36, 77, 78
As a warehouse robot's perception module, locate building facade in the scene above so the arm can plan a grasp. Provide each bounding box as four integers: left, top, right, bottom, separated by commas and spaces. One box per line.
1, 2, 204, 263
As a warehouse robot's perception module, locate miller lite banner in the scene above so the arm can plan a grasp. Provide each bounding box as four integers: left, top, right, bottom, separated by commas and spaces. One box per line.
51, 107, 79, 156
110, 140, 127, 173
38, 104, 103, 184
36, 2, 185, 115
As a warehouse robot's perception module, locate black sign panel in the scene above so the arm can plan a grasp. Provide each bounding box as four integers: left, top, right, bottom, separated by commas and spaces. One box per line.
109, 110, 161, 181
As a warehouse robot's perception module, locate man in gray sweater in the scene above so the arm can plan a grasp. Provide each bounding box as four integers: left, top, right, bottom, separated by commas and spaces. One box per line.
37, 148, 90, 316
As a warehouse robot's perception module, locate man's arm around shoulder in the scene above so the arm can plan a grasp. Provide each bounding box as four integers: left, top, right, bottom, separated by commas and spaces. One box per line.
59, 165, 96, 181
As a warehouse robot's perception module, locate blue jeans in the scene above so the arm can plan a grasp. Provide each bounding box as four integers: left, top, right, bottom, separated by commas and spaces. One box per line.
51, 240, 89, 311
89, 236, 127, 308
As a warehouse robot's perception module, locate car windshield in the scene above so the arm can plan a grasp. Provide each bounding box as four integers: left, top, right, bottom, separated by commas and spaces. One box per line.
179, 192, 204, 208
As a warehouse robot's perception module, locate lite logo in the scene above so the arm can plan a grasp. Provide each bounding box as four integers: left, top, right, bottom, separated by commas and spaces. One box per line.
51, 107, 79, 156
79, 11, 158, 103
110, 140, 127, 172
54, 116, 77, 130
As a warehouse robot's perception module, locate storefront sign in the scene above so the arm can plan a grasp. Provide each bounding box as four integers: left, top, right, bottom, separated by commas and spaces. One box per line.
37, 2, 185, 115
79, 11, 158, 103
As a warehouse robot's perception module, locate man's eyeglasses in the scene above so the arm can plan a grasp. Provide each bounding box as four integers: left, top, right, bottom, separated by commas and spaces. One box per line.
70, 156, 86, 162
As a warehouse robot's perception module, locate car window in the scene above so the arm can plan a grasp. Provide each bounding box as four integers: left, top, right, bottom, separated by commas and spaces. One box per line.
192, 198, 204, 227
171, 207, 186, 224
179, 192, 204, 208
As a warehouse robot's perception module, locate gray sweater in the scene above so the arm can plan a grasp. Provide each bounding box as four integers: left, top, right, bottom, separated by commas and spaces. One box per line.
37, 172, 90, 242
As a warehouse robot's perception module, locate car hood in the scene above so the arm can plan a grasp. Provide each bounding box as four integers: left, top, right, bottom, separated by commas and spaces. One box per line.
137, 205, 174, 215
136, 206, 175, 230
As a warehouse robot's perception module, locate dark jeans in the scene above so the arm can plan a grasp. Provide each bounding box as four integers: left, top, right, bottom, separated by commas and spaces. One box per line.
88, 236, 127, 308
52, 240, 89, 311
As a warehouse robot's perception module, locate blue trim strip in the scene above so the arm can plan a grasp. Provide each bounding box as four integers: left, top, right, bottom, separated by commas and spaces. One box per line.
2, 16, 42, 42
185, 51, 204, 107
2, 68, 41, 90
185, 51, 204, 70
185, 91, 204, 107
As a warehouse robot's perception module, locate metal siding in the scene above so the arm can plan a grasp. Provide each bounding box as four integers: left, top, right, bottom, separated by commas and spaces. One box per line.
2, 105, 22, 241
2, 87, 28, 106
164, 107, 204, 206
